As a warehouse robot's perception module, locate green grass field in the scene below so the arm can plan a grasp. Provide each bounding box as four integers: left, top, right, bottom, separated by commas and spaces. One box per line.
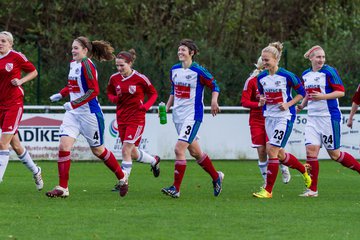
0, 160, 359, 240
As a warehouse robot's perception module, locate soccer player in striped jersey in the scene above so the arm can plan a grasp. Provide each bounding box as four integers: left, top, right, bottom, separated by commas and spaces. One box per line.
347, 83, 360, 129
297, 46, 360, 197
107, 49, 160, 192
241, 57, 291, 185
253, 42, 312, 199
161, 39, 224, 198
0, 31, 43, 190
46, 36, 128, 198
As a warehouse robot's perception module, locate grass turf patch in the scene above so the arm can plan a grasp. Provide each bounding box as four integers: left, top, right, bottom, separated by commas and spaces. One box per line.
0, 160, 359, 240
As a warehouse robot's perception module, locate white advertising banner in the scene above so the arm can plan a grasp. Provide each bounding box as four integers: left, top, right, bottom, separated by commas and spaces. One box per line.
9, 112, 360, 160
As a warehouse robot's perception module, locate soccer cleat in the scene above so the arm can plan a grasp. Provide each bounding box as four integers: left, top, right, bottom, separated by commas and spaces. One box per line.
33, 167, 44, 191
281, 166, 291, 184
299, 188, 318, 197
46, 186, 69, 198
302, 164, 312, 188
213, 171, 224, 197
115, 172, 129, 197
253, 187, 272, 198
150, 155, 161, 178
161, 186, 180, 198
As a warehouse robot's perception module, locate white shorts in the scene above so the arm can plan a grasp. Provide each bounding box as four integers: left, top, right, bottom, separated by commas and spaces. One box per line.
305, 116, 341, 150
174, 120, 201, 144
59, 111, 104, 147
265, 117, 293, 148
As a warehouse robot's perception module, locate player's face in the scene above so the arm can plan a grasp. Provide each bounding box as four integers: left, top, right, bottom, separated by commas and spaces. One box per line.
115, 58, 132, 77
310, 49, 325, 71
0, 34, 12, 55
71, 40, 88, 62
261, 52, 277, 71
178, 45, 193, 62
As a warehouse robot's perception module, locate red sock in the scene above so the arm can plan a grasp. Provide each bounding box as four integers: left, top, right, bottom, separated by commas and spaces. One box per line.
307, 156, 319, 192
336, 152, 360, 173
265, 158, 279, 193
197, 153, 219, 181
58, 151, 71, 188
282, 153, 306, 173
99, 148, 124, 180
173, 160, 187, 191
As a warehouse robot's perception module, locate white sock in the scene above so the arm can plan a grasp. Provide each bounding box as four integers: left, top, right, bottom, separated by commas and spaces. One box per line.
121, 161, 133, 177
18, 148, 38, 174
136, 149, 156, 166
0, 150, 10, 182
258, 160, 268, 181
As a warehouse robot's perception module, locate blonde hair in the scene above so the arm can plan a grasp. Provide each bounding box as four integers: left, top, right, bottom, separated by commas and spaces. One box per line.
250, 56, 264, 77
304, 45, 324, 59
75, 36, 115, 61
262, 41, 283, 62
0, 31, 14, 45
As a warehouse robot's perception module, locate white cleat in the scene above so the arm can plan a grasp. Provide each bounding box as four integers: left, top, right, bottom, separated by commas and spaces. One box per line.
281, 165, 291, 184
299, 188, 318, 197
33, 167, 44, 191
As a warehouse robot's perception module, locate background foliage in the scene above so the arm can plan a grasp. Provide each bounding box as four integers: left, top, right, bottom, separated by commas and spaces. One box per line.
1, 0, 359, 106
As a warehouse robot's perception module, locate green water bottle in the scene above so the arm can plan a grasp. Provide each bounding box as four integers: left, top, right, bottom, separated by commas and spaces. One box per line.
159, 102, 167, 124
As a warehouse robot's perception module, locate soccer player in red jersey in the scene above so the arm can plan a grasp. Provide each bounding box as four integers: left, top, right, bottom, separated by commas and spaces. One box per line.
107, 49, 160, 192
241, 57, 291, 185
0, 31, 43, 189
347, 83, 360, 129
46, 36, 128, 198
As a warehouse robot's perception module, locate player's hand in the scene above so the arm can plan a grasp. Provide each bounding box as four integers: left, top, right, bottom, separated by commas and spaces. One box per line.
259, 96, 266, 106
278, 102, 289, 111
296, 105, 303, 113
347, 118, 353, 129
309, 91, 323, 101
211, 102, 220, 116
11, 78, 23, 86
49, 93, 63, 102
139, 105, 147, 112
63, 102, 73, 111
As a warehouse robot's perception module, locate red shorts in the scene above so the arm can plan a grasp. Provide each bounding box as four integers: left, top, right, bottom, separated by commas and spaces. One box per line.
250, 124, 268, 147
118, 124, 144, 147
0, 105, 23, 134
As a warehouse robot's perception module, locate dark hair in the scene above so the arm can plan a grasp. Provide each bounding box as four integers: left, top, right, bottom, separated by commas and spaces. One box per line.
179, 39, 199, 58
116, 48, 137, 64
75, 36, 114, 61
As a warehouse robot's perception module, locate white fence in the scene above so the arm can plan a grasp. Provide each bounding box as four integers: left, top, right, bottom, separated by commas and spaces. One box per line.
8, 106, 360, 160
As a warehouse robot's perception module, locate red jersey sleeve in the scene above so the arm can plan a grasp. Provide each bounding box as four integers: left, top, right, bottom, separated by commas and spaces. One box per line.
241, 76, 260, 109
352, 84, 360, 105
17, 52, 36, 73
142, 83, 158, 111
71, 59, 99, 109
59, 86, 70, 97
107, 75, 119, 104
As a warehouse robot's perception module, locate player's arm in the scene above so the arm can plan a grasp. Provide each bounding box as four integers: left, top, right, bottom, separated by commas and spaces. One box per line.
312, 67, 345, 100
11, 69, 38, 86
142, 84, 158, 111
106, 77, 119, 104
241, 78, 261, 109
211, 91, 220, 116
11, 55, 38, 86
280, 75, 305, 111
